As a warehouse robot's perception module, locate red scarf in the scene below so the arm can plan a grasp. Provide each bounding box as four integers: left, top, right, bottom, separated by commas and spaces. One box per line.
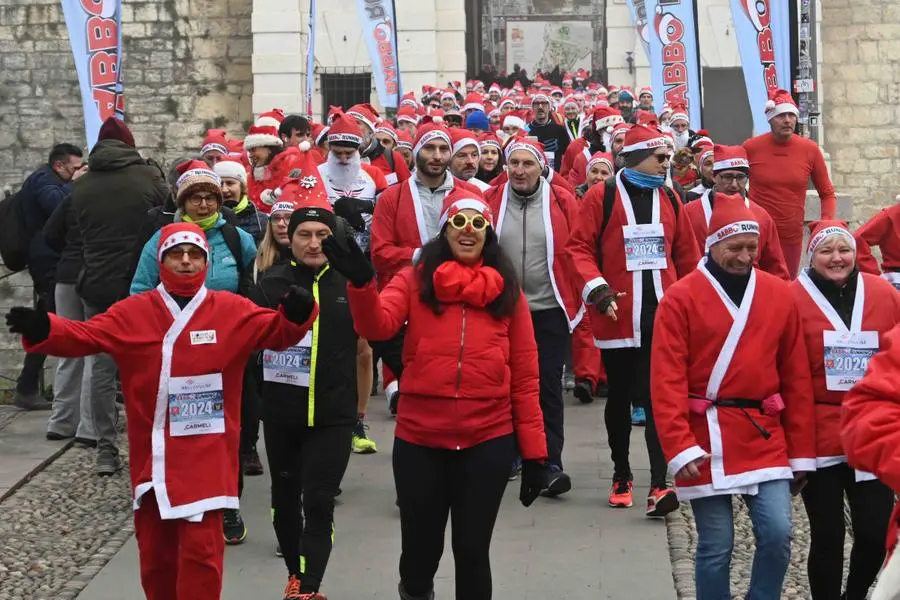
433, 261, 504, 308
160, 266, 207, 297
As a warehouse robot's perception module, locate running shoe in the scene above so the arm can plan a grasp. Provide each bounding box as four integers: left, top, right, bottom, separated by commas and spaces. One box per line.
389, 390, 399, 416
540, 465, 572, 497
242, 446, 264, 476
631, 406, 647, 426
223, 509, 247, 545
646, 487, 679, 518
283, 575, 302, 599
562, 370, 576, 390
608, 476, 634, 508
275, 541, 283, 557
509, 456, 523, 481
351, 420, 377, 454
573, 378, 595, 404
594, 382, 609, 398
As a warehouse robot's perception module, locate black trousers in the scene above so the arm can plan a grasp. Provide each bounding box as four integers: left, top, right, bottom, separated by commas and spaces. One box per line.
394, 435, 514, 600
531, 308, 569, 469
600, 316, 668, 489
801, 463, 895, 600
16, 280, 55, 395
264, 420, 353, 593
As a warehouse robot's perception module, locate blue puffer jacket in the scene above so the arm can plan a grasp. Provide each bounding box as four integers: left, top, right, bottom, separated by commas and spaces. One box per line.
20, 165, 73, 285
129, 212, 257, 295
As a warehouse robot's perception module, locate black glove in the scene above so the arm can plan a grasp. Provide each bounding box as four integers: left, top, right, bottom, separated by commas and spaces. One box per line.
279, 285, 316, 325
322, 232, 375, 288
333, 197, 374, 232
519, 460, 550, 507
5, 303, 51, 343
587, 284, 619, 312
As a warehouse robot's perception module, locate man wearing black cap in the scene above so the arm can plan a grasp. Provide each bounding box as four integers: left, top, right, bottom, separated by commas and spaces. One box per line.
251, 203, 360, 600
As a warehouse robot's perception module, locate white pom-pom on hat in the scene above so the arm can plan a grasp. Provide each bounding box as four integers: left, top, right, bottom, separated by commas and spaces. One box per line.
299, 140, 312, 152
765, 100, 776, 111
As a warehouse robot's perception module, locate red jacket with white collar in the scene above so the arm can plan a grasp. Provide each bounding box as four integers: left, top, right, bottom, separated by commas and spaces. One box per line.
567, 172, 700, 348
347, 268, 547, 459
484, 181, 584, 330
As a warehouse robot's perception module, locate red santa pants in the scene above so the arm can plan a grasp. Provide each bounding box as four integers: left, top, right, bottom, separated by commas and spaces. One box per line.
572, 315, 606, 386
134, 493, 225, 600
780, 240, 803, 280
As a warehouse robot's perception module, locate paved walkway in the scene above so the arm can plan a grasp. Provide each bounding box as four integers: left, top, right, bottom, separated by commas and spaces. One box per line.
73, 394, 677, 599
0, 407, 72, 500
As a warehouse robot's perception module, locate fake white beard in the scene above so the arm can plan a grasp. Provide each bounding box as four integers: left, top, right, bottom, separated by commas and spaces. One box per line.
601, 132, 612, 151
660, 122, 673, 134
327, 151, 362, 190
674, 129, 690, 150
252, 165, 267, 181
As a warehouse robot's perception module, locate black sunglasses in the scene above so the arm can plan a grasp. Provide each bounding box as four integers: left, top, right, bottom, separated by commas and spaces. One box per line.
653, 153, 671, 164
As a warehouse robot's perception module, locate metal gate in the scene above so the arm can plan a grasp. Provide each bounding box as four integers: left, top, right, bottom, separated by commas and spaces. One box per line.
319, 67, 373, 122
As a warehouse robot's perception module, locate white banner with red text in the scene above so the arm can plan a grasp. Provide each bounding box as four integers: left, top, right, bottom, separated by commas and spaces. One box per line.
624, 0, 652, 63
356, 0, 401, 109
647, 0, 703, 127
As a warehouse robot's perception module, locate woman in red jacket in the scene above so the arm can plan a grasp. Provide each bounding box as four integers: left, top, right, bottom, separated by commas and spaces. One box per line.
323, 193, 548, 600
791, 221, 900, 600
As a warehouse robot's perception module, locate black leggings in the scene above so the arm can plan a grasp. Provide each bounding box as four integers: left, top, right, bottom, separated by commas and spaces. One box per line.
264, 420, 353, 593
394, 435, 514, 600
601, 340, 668, 489
801, 463, 895, 600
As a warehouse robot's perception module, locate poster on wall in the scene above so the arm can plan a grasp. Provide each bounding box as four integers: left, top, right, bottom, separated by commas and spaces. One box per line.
505, 21, 593, 76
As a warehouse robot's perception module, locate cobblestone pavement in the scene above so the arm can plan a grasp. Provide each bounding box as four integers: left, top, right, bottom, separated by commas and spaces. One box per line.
667, 496, 856, 600
0, 439, 133, 600
0, 406, 24, 432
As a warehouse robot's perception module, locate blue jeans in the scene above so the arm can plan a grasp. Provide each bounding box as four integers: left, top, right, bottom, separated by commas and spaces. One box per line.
690, 479, 792, 600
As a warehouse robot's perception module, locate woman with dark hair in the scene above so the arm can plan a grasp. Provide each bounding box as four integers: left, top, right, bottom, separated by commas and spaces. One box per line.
323, 192, 548, 600
476, 132, 504, 184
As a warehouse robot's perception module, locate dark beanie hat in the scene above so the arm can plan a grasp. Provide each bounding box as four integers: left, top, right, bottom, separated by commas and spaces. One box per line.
288, 206, 337, 239
97, 117, 135, 148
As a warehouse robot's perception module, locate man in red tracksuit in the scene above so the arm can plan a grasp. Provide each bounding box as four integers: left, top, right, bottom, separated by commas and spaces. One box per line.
5, 223, 318, 600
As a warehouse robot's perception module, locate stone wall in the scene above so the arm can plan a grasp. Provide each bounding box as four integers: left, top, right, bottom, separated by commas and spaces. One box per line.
821, 0, 900, 223
0, 0, 254, 388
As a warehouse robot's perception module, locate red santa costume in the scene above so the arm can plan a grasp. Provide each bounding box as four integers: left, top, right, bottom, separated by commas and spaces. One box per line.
683, 145, 790, 281
854, 203, 900, 290
651, 196, 816, 500
566, 107, 625, 188
20, 223, 317, 600
244, 124, 285, 213
448, 127, 492, 192
346, 103, 411, 186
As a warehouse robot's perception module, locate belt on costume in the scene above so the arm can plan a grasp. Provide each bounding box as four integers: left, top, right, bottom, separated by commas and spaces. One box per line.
690, 395, 772, 440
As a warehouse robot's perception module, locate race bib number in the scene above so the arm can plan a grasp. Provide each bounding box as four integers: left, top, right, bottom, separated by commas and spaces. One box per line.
623, 223, 667, 271
544, 151, 555, 166
168, 373, 225, 437
385, 172, 398, 186
262, 331, 313, 387
823, 330, 878, 391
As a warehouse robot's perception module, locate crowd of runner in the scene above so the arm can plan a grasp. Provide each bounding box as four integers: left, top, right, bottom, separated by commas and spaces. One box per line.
5, 73, 900, 600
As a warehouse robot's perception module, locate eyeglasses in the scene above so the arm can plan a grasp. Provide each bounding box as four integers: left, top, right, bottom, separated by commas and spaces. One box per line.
653, 153, 671, 164
718, 173, 748, 184
187, 194, 219, 206
449, 213, 489, 232
165, 246, 206, 260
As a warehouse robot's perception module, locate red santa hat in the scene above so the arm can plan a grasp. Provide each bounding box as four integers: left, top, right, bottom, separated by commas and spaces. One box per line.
478, 132, 502, 151
607, 85, 619, 95
413, 123, 452, 157
506, 138, 546, 168
346, 103, 380, 132
634, 109, 658, 127
327, 113, 364, 146
449, 127, 480, 157
396, 131, 414, 152
670, 103, 690, 125
255, 108, 285, 129
311, 123, 328, 146
279, 141, 331, 209
489, 82, 502, 93
438, 190, 495, 231
157, 222, 209, 263
397, 106, 419, 126
706, 193, 760, 250
441, 89, 457, 101
765, 88, 799, 120
610, 122, 632, 142
498, 97, 517, 111
713, 144, 750, 174
463, 92, 485, 112
638, 86, 653, 99
200, 131, 228, 157
213, 157, 247, 185
531, 93, 551, 105
327, 105, 343, 125
502, 111, 528, 131
621, 124, 668, 154
659, 104, 673, 119
270, 200, 299, 217
399, 91, 418, 109
587, 151, 614, 173
697, 147, 714, 167
691, 130, 714, 151
376, 122, 399, 144
175, 160, 222, 204
563, 95, 579, 110
592, 106, 624, 131
806, 220, 856, 259
243, 125, 283, 150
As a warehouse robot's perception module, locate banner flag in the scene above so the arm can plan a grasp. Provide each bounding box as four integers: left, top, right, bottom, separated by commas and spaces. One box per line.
624, 0, 652, 62
356, 0, 401, 109
731, 0, 791, 134
647, 0, 703, 126
306, 0, 317, 118
61, 0, 125, 149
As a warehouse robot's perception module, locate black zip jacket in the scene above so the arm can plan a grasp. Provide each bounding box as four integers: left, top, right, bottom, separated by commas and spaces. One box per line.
249, 260, 358, 427
807, 266, 858, 329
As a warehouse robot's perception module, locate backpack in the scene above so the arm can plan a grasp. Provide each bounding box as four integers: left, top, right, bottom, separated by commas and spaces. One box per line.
0, 190, 30, 272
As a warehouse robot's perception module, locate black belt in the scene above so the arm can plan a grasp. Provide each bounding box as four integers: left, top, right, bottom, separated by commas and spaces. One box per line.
693, 395, 771, 440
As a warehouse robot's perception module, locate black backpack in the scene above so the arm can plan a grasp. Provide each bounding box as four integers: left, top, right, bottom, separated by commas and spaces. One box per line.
0, 190, 30, 272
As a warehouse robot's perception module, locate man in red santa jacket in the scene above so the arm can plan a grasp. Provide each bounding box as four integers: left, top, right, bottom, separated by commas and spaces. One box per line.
651, 195, 816, 599
683, 144, 790, 280
568, 124, 701, 516
484, 138, 583, 497
5, 223, 318, 600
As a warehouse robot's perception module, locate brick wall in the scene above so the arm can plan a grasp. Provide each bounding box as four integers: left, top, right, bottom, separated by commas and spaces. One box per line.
0, 0, 254, 388
821, 0, 900, 223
